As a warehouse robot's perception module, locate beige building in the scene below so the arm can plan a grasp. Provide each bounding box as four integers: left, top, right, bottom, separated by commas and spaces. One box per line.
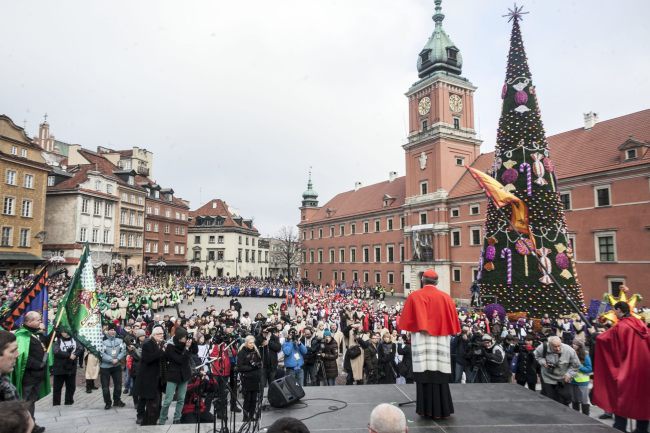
0, 115, 50, 276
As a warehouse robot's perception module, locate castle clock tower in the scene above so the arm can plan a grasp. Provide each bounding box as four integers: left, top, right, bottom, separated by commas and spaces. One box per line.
403, 0, 482, 294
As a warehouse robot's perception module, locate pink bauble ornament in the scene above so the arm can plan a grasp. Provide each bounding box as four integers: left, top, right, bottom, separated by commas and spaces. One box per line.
486, 245, 496, 261
515, 90, 528, 105
555, 252, 569, 270
501, 168, 518, 184
501, 84, 507, 99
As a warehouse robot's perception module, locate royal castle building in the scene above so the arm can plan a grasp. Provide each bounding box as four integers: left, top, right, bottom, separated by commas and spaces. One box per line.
298, 1, 650, 302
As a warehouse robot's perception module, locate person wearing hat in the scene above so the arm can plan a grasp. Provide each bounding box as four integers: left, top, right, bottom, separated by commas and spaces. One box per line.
126, 329, 146, 410
99, 322, 127, 410
320, 329, 339, 386
398, 269, 460, 419
480, 334, 509, 383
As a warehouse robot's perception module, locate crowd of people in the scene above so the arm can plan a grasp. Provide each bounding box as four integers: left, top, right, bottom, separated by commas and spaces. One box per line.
0, 272, 648, 432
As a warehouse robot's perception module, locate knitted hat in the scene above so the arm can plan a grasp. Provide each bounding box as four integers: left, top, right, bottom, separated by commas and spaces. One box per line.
107, 322, 117, 331
135, 329, 146, 338
323, 329, 332, 337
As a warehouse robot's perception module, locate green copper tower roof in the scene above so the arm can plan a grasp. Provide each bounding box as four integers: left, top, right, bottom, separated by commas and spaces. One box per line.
302, 169, 318, 207
417, 0, 463, 78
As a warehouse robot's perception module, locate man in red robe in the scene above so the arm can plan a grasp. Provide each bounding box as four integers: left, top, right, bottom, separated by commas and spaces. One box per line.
592, 301, 649, 433
399, 269, 460, 419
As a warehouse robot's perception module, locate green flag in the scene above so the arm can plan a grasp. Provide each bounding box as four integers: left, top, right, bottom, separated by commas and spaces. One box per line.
54, 244, 104, 357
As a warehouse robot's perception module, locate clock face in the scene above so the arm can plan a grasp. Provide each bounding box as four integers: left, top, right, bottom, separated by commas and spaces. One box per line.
418, 97, 431, 116
449, 94, 463, 113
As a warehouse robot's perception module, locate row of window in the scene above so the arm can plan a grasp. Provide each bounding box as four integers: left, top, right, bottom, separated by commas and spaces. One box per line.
8, 145, 29, 159
0, 227, 31, 247
79, 227, 114, 245
303, 216, 404, 241
120, 192, 144, 205
559, 186, 612, 210
304, 244, 405, 264
145, 241, 185, 255
449, 203, 481, 218
144, 222, 185, 235
5, 170, 34, 188
2, 197, 33, 218
145, 205, 187, 220
303, 270, 403, 286
450, 227, 482, 247
194, 235, 224, 244
238, 235, 256, 246
81, 198, 114, 218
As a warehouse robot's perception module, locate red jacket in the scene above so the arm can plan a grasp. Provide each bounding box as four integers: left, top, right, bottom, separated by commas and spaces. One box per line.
210, 343, 234, 376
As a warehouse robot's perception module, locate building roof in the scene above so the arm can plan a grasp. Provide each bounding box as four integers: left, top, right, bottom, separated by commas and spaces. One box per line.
307, 176, 406, 223
449, 109, 650, 198
77, 149, 145, 191
190, 199, 259, 233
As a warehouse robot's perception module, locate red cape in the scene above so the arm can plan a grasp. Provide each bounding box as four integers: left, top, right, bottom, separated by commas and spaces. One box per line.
591, 316, 650, 420
399, 285, 460, 336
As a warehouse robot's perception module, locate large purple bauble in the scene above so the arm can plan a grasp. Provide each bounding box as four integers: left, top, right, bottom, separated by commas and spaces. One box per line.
515, 90, 529, 105
501, 168, 518, 184
501, 84, 507, 99
486, 245, 496, 261
555, 252, 569, 270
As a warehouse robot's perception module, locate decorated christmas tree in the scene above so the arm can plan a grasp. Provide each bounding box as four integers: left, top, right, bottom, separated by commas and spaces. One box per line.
475, 6, 586, 318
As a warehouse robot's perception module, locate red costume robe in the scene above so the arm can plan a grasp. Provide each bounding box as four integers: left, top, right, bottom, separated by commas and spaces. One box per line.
592, 316, 650, 420
400, 285, 460, 336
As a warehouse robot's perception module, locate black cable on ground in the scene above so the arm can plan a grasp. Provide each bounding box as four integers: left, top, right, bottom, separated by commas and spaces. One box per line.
257, 397, 349, 431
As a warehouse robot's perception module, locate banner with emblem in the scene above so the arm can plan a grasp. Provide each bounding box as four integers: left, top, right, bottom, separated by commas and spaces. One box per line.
53, 243, 104, 357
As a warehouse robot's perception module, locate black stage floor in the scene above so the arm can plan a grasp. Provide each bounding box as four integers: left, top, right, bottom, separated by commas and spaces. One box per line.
257, 383, 615, 433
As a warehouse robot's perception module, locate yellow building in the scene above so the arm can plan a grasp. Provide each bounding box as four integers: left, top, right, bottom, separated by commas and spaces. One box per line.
0, 115, 50, 276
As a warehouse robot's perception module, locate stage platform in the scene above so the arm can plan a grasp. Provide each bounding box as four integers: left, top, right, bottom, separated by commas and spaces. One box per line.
36, 383, 616, 432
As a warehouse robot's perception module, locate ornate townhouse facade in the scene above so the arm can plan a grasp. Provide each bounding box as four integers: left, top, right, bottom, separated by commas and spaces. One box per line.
298, 2, 650, 302
0, 115, 50, 276
187, 199, 269, 278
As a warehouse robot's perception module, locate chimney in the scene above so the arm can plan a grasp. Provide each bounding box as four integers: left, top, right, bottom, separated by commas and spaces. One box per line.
354, 181, 362, 191
389, 171, 398, 182
584, 112, 599, 130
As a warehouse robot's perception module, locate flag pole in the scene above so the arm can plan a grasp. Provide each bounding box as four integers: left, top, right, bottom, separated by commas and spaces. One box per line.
467, 169, 592, 326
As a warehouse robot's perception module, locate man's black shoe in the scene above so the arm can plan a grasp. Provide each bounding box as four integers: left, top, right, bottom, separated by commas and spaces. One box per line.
598, 413, 613, 420
136, 417, 143, 425
114, 400, 126, 408
104, 403, 112, 410
86, 388, 92, 394
33, 426, 45, 433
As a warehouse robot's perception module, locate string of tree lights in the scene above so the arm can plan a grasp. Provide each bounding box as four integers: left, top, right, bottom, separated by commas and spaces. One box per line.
476, 8, 586, 318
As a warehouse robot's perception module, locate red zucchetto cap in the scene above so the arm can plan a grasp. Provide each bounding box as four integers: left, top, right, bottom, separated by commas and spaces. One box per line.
423, 269, 438, 279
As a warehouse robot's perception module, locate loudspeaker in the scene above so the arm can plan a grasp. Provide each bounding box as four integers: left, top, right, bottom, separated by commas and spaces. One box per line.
268, 375, 305, 408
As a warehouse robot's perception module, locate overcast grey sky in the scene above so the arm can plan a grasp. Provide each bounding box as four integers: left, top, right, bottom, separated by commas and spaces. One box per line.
2, 1, 649, 236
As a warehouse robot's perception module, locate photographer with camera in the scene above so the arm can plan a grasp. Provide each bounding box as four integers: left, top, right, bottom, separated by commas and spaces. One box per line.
480, 334, 510, 383
301, 327, 322, 386
343, 322, 366, 385
451, 326, 471, 383
534, 335, 580, 406
256, 326, 282, 388
209, 328, 236, 420
237, 335, 262, 422
282, 328, 307, 386
465, 332, 490, 383
51, 330, 83, 406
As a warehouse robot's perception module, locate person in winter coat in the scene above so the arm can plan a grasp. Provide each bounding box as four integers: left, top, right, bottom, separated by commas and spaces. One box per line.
237, 335, 262, 422
51, 331, 83, 406
343, 325, 366, 385
126, 329, 146, 408
158, 327, 192, 425
255, 327, 282, 387
377, 333, 397, 384
570, 340, 592, 415
364, 333, 381, 384
320, 330, 339, 385
135, 326, 165, 426
99, 323, 127, 410
515, 336, 538, 391
397, 335, 414, 384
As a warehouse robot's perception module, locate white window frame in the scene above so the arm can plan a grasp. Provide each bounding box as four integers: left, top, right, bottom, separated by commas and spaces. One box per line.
594, 185, 611, 207
594, 231, 617, 262
470, 226, 482, 246
363, 271, 369, 283
566, 233, 577, 260
80, 227, 88, 242
450, 207, 460, 218
451, 228, 461, 247
386, 244, 394, 263
5, 170, 17, 186
419, 212, 427, 225
19, 228, 30, 247
1, 226, 12, 246
469, 203, 480, 215
625, 149, 637, 160
387, 272, 394, 285
339, 248, 345, 263
452, 266, 461, 282
24, 174, 34, 189
455, 156, 465, 166
420, 181, 428, 195
471, 267, 479, 282
607, 277, 626, 296
3, 197, 15, 215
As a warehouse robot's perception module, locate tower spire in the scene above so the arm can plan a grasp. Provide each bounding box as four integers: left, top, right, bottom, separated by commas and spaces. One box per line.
417, 0, 463, 78
301, 168, 318, 208
433, 0, 444, 27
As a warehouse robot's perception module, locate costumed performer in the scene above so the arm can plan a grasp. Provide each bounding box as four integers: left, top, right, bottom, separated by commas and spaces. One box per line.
399, 269, 460, 419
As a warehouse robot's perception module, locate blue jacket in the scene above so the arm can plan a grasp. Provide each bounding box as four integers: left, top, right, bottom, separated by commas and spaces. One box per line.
572, 354, 592, 386
100, 335, 126, 369
282, 341, 307, 369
